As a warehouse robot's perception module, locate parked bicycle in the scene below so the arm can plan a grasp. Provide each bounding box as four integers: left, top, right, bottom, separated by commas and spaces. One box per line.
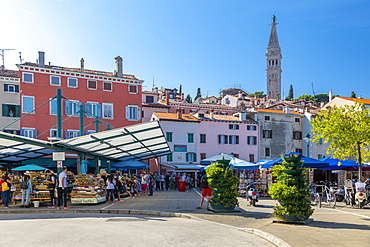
344, 179, 355, 207
319, 185, 336, 208
309, 183, 321, 207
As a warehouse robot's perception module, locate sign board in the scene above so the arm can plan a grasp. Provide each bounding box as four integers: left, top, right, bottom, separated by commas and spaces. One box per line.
174, 145, 187, 152
57, 161, 63, 168
53, 152, 65, 161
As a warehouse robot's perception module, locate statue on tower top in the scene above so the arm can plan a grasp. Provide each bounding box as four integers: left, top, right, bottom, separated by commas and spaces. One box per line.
272, 15, 276, 23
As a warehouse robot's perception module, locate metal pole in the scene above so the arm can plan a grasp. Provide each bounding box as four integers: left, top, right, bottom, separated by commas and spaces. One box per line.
79, 104, 84, 136
56, 89, 62, 138
95, 116, 99, 133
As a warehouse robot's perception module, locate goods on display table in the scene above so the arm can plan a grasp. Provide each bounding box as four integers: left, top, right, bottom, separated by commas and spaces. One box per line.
11, 171, 51, 205
238, 169, 271, 197
71, 174, 106, 204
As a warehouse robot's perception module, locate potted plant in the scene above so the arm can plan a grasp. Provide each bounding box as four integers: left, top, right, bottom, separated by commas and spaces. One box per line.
269, 155, 313, 221
206, 159, 239, 211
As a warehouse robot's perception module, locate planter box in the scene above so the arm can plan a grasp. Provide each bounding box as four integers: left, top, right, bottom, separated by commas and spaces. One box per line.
277, 214, 309, 222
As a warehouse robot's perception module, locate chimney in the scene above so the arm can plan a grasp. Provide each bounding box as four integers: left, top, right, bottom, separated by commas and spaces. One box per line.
320, 102, 325, 108
284, 106, 291, 114
239, 112, 247, 121
238, 90, 243, 99
181, 93, 184, 101
209, 109, 214, 119
38, 51, 45, 67
153, 87, 158, 93
329, 90, 333, 101
177, 108, 182, 119
115, 56, 123, 77
165, 92, 169, 105
80, 58, 84, 72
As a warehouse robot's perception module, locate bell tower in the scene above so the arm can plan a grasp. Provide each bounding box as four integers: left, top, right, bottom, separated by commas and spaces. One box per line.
266, 15, 282, 100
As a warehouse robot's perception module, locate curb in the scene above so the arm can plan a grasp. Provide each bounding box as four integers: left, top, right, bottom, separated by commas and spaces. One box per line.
0, 209, 290, 247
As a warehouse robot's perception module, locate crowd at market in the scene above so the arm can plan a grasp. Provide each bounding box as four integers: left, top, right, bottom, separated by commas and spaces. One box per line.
0, 167, 199, 209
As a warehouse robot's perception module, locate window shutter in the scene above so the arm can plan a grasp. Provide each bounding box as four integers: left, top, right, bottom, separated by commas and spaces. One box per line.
51, 99, 57, 115
236, 125, 239, 130
65, 130, 70, 139
186, 153, 189, 162
193, 153, 197, 162
77, 102, 82, 114
247, 136, 250, 145
15, 105, 20, 117
253, 136, 257, 145
15, 85, 19, 92
65, 100, 71, 115
33, 129, 38, 139
97, 104, 102, 117
229, 124, 232, 129
236, 136, 239, 144
85, 103, 92, 117
4, 84, 8, 92
137, 107, 141, 120
2, 104, 7, 117
218, 135, 221, 144
229, 135, 232, 144
126, 106, 130, 120
20, 129, 25, 136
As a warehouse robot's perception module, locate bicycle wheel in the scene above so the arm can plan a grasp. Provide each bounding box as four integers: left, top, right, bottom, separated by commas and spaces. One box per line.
328, 193, 336, 208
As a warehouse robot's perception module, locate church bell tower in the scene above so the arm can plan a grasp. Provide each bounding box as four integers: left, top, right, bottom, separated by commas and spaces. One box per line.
266, 15, 282, 100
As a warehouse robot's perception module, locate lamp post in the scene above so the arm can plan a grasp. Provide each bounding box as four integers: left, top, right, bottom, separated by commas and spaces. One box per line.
303, 133, 311, 157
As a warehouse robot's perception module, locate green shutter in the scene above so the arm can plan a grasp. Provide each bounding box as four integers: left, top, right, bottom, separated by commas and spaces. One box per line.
2, 104, 7, 117
15, 105, 21, 117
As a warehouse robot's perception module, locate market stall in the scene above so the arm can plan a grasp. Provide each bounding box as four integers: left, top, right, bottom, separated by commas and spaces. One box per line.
71, 174, 106, 204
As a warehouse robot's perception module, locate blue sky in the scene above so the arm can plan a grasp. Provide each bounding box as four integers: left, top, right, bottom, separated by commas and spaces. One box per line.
1, 0, 370, 99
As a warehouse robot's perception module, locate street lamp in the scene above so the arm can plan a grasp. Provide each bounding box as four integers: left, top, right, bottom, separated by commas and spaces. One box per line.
303, 133, 311, 157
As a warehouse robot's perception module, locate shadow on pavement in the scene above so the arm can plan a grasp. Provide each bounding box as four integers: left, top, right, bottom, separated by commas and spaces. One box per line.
308, 220, 370, 231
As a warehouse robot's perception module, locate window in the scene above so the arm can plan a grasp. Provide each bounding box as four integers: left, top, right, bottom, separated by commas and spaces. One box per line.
50, 98, 57, 115
103, 103, 114, 119
4, 84, 19, 92
233, 153, 240, 158
50, 129, 58, 137
198, 113, 205, 118
264, 116, 271, 121
23, 72, 33, 83
186, 152, 197, 162
129, 85, 138, 94
247, 125, 257, 131
21, 128, 37, 138
146, 96, 154, 103
293, 131, 303, 140
229, 124, 239, 130
229, 135, 239, 144
50, 76, 60, 86
295, 118, 301, 123
200, 153, 206, 160
68, 78, 78, 88
317, 154, 323, 159
166, 132, 173, 142
295, 148, 303, 154
2, 104, 20, 117
126, 105, 140, 121
87, 80, 97, 89
200, 134, 206, 144
188, 133, 194, 143
85, 102, 101, 117
103, 81, 112, 91
218, 135, 228, 144
66, 130, 80, 139
166, 153, 173, 162
265, 147, 271, 157
262, 130, 272, 138
247, 136, 257, 145
65, 100, 81, 116
22, 96, 35, 113
249, 154, 255, 163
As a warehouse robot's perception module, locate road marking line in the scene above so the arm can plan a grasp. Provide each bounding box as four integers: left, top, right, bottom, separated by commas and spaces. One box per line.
327, 208, 370, 219
100, 197, 130, 210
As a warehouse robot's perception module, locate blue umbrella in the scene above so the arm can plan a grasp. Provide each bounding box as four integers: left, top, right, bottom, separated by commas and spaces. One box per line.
11, 164, 46, 171
261, 153, 329, 168
112, 158, 149, 169
317, 157, 356, 170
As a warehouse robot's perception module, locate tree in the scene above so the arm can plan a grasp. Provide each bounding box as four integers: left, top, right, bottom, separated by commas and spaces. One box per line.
311, 102, 370, 180
194, 88, 201, 101
179, 84, 182, 95
248, 91, 266, 98
185, 94, 192, 103
315, 94, 329, 104
351, 91, 356, 98
285, 85, 294, 100
297, 94, 315, 101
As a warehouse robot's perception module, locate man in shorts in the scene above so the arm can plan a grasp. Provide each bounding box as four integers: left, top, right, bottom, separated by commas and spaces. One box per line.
197, 172, 212, 211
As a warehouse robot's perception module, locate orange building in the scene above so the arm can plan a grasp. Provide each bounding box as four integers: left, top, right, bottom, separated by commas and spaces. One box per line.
17, 52, 143, 140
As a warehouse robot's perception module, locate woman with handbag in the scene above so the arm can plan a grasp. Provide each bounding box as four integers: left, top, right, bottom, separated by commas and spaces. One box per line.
2, 173, 12, 208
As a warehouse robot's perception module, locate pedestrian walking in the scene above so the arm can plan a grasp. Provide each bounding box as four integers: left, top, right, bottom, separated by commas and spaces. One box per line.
165, 173, 170, 190
197, 172, 212, 211
148, 173, 155, 196
45, 170, 57, 208
154, 173, 161, 190
160, 174, 165, 190
57, 166, 68, 210
20, 171, 32, 208
141, 172, 149, 195
1, 173, 12, 208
